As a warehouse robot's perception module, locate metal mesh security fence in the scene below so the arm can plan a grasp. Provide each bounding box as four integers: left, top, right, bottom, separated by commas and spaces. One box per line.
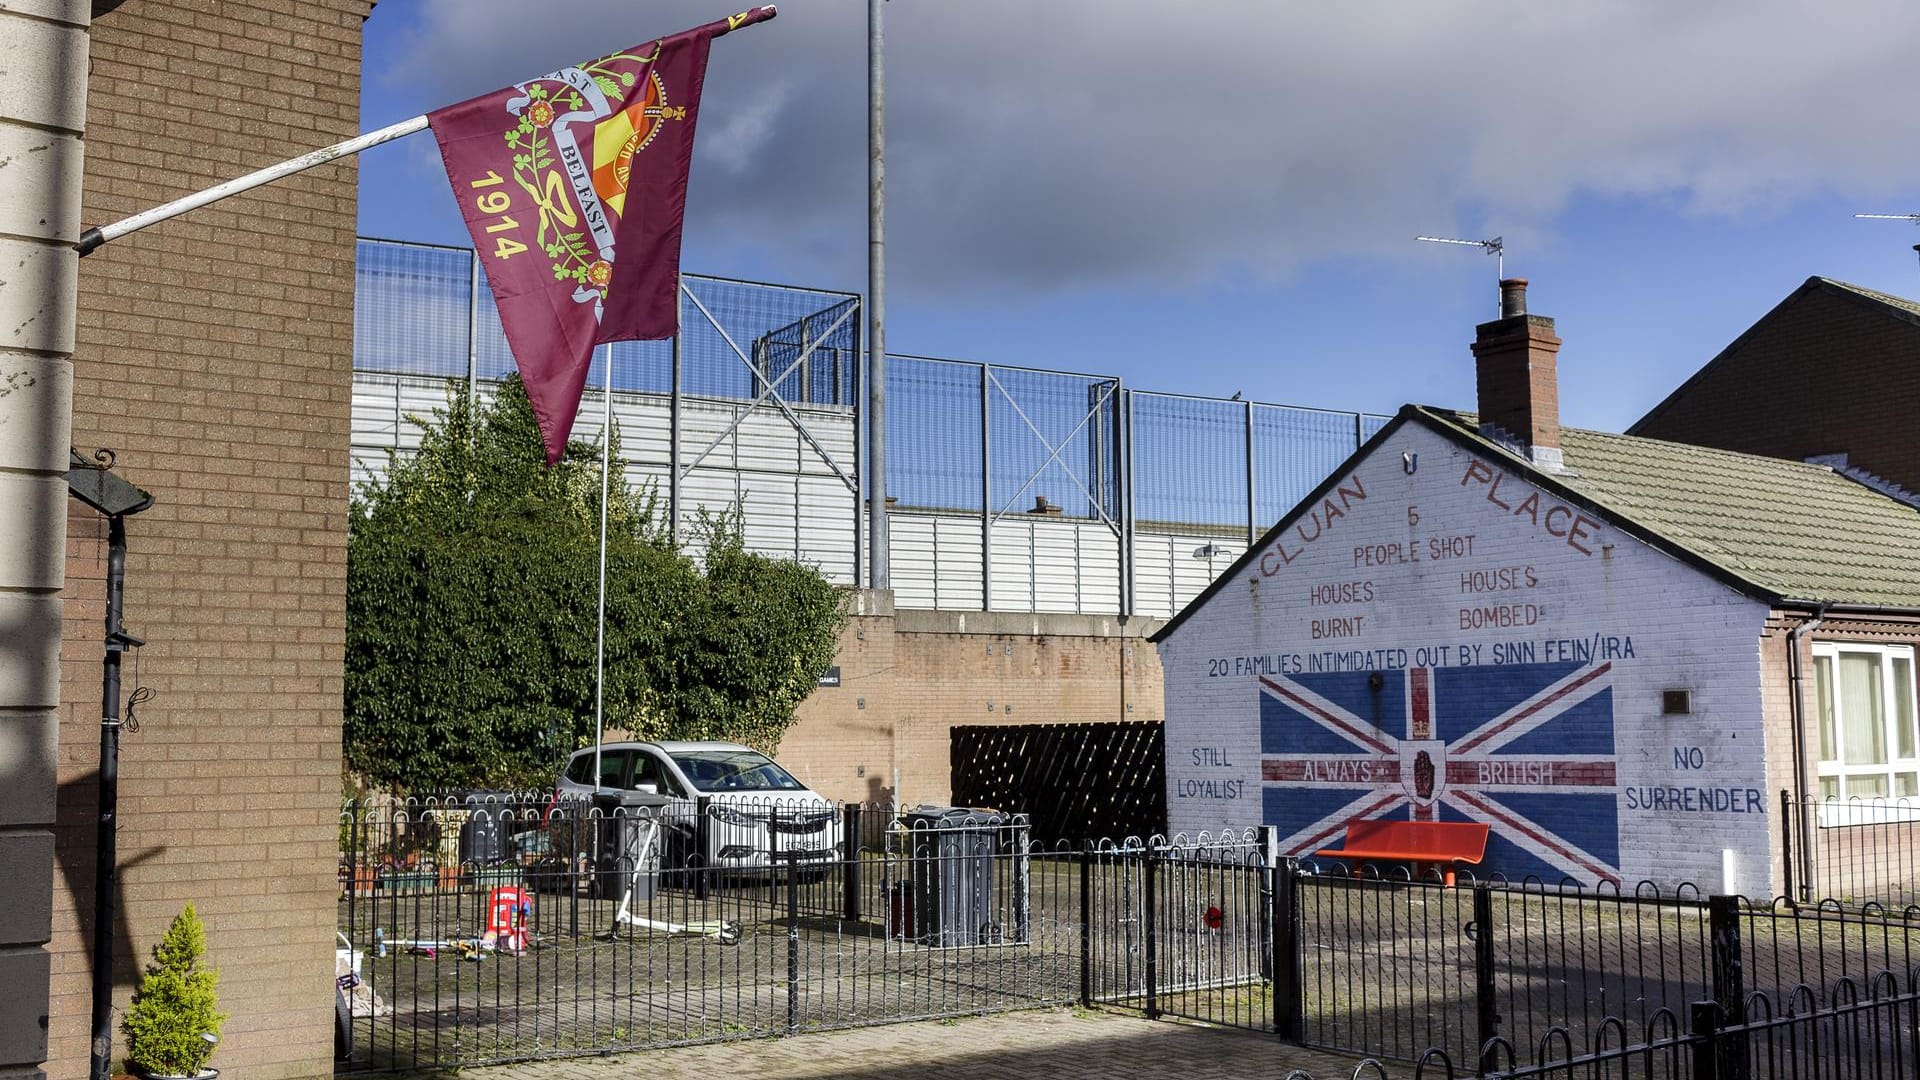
1255, 404, 1374, 528
353, 238, 1393, 615
359, 239, 862, 400
679, 275, 861, 402
886, 356, 985, 512
1131, 392, 1251, 532
354, 240, 473, 379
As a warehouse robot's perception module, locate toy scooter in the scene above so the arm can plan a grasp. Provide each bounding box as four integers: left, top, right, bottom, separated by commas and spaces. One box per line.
605, 815, 742, 945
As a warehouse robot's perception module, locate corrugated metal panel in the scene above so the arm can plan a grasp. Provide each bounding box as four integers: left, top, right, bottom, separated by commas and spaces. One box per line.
888, 515, 939, 609
1078, 526, 1124, 614
679, 469, 743, 517
1125, 530, 1246, 618
350, 448, 389, 492
1133, 532, 1175, 618
351, 380, 399, 446
738, 476, 798, 559
351, 371, 1284, 615
989, 519, 1035, 612
352, 373, 861, 582
613, 397, 674, 463
797, 473, 857, 585
1032, 521, 1084, 613
933, 515, 986, 609
735, 406, 802, 474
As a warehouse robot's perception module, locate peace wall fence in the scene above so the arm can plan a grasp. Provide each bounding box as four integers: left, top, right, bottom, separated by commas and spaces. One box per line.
350, 237, 1390, 619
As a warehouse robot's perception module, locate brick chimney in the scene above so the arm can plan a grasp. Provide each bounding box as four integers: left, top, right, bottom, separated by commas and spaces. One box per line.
1470, 278, 1563, 471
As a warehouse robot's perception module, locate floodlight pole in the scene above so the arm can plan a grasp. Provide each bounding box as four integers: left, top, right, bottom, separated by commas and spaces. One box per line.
866, 0, 889, 590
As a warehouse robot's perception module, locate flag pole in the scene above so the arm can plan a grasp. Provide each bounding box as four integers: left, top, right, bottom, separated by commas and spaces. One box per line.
75, 114, 430, 256
866, 0, 889, 590
593, 342, 613, 792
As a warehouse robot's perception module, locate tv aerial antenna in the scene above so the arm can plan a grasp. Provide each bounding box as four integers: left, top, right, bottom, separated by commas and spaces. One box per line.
1853, 213, 1920, 264
1416, 235, 1505, 315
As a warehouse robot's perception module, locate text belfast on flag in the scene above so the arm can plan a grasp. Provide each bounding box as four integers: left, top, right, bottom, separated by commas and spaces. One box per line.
427, 7, 778, 465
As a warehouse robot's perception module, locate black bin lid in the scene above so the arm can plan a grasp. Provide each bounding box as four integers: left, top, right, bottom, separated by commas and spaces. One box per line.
900, 805, 1008, 829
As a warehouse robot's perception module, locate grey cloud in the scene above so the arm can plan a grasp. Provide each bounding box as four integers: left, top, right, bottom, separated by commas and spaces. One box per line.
396, 0, 1920, 297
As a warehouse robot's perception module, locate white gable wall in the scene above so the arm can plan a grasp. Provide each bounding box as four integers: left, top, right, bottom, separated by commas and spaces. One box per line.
1159, 421, 1775, 893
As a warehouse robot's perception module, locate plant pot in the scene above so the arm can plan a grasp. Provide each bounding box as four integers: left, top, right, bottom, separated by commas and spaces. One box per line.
463, 866, 523, 889
129, 1065, 218, 1079
376, 869, 435, 894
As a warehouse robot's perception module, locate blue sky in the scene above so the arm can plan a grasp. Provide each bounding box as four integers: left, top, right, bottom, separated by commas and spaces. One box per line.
356, 0, 1920, 433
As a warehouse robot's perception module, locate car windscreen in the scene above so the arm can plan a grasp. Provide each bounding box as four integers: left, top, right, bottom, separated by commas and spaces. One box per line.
666, 749, 805, 792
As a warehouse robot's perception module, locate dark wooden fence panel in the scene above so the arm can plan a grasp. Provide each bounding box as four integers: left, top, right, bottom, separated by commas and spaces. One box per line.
950, 721, 1165, 845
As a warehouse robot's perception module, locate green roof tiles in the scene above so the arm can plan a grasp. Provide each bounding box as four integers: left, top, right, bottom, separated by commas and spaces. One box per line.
1418, 407, 1920, 609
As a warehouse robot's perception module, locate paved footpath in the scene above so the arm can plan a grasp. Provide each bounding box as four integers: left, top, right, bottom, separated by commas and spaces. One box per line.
414, 1008, 1377, 1080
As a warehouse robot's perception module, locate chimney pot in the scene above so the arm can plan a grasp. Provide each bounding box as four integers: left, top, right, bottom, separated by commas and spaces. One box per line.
1499, 278, 1528, 319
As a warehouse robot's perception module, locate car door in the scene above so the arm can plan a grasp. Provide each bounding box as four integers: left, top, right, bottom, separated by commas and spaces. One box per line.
594, 749, 633, 791
630, 750, 698, 867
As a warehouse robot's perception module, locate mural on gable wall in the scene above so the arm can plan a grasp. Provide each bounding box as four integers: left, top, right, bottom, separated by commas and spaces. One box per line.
1261, 660, 1622, 884
1161, 422, 1776, 892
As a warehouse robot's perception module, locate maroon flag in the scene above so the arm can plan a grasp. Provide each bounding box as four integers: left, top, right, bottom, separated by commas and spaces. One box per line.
428, 7, 777, 463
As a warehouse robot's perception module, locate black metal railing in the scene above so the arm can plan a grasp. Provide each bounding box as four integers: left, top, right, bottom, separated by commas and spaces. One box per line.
1082, 832, 1273, 1033
1271, 969, 1920, 1079
338, 795, 1070, 1072
337, 799, 1920, 1076
1783, 791, 1920, 909
1277, 858, 1920, 1069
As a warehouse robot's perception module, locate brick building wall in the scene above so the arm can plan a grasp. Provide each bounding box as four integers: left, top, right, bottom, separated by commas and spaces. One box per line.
1631, 282, 1920, 493
1157, 421, 1776, 892
1762, 614, 1920, 902
1756, 613, 1806, 897
53, 3, 371, 1077
778, 597, 1164, 810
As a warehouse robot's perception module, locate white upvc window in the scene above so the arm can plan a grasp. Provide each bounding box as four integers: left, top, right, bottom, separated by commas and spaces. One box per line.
1813, 643, 1920, 812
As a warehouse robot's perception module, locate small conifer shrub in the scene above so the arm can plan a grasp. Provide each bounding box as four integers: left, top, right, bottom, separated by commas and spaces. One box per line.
122, 903, 226, 1077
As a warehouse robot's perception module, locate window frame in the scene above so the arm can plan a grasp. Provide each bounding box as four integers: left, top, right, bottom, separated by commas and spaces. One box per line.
632, 751, 688, 798
1812, 641, 1920, 824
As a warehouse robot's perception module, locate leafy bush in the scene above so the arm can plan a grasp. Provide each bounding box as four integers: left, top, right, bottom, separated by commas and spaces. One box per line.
123, 904, 225, 1077
346, 377, 843, 792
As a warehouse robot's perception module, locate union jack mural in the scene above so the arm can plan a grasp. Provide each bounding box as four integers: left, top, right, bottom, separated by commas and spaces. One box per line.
1261, 661, 1620, 885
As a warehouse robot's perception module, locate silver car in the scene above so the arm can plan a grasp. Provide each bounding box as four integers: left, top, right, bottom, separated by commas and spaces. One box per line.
554, 741, 842, 874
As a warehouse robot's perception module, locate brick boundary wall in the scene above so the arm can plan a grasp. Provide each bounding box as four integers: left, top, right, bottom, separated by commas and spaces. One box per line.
777, 593, 1167, 810
53, 4, 372, 1077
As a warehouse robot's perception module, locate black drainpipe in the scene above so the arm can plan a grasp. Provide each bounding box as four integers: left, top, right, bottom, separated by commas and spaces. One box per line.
68, 450, 154, 1080
1785, 605, 1826, 904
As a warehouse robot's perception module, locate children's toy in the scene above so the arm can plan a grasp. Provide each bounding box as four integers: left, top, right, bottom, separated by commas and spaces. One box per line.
483, 885, 533, 955
606, 815, 741, 945
373, 928, 496, 962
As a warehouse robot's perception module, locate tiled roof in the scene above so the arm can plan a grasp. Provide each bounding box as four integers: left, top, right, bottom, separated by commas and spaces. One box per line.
1420, 407, 1920, 608
1822, 277, 1920, 322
